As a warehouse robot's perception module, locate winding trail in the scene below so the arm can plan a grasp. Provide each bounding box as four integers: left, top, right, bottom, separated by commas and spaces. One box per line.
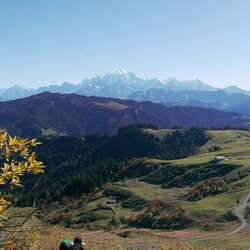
228, 191, 250, 235
182, 191, 250, 243
123, 192, 250, 247
88, 192, 250, 248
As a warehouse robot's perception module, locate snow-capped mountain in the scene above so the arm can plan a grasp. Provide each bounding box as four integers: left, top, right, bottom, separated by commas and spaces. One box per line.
0, 70, 220, 100
76, 70, 141, 98
159, 78, 218, 92
0, 70, 250, 115
75, 70, 218, 98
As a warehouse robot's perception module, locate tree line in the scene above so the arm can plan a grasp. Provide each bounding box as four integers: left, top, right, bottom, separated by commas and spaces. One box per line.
14, 125, 209, 206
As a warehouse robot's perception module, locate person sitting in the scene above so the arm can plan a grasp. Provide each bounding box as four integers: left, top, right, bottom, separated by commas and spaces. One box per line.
69, 236, 85, 250
60, 236, 85, 250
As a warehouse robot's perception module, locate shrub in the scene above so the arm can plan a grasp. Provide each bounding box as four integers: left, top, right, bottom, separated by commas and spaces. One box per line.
127, 200, 191, 229
187, 177, 227, 201
208, 146, 221, 152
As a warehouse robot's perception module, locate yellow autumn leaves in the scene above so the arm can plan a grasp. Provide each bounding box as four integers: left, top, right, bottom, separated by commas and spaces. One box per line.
0, 129, 45, 212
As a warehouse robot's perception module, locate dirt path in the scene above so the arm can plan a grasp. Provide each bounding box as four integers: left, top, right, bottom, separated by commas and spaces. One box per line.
228, 191, 250, 235
123, 191, 250, 247
84, 192, 250, 248
182, 191, 250, 243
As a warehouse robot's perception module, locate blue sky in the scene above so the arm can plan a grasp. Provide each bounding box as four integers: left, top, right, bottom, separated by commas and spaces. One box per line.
1, 0, 250, 89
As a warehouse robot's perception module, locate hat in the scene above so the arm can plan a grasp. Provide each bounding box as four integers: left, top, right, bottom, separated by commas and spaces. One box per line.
74, 236, 85, 246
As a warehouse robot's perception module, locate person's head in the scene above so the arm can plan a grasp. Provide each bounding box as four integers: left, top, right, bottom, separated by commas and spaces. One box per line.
73, 236, 85, 250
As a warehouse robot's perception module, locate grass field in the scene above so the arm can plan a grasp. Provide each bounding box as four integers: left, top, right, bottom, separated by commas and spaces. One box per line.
11, 129, 250, 249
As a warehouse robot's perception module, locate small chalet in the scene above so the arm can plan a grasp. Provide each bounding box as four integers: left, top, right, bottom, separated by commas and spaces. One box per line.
213, 156, 225, 161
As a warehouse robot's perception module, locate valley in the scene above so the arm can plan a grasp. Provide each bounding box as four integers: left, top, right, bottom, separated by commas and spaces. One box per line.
2, 1, 250, 249
11, 128, 250, 249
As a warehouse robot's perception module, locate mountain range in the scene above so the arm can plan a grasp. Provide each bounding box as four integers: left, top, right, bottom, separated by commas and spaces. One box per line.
1, 70, 250, 115
0, 92, 249, 137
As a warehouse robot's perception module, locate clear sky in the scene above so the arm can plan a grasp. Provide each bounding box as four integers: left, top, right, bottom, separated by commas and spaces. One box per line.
1, 0, 250, 90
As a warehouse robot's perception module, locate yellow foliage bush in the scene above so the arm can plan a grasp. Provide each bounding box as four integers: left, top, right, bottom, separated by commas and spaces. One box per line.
0, 129, 45, 213
0, 129, 45, 249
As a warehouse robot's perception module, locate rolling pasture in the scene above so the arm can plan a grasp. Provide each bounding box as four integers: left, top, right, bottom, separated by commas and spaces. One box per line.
42, 129, 250, 249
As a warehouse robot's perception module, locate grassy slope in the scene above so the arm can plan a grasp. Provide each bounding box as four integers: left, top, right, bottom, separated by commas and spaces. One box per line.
148, 130, 250, 213
187, 130, 250, 216
146, 129, 250, 249
45, 129, 250, 249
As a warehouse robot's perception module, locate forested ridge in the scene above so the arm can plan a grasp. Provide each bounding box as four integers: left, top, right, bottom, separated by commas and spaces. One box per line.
14, 125, 209, 206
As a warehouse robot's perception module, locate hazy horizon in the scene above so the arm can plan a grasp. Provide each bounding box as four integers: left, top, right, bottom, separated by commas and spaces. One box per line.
1, 69, 249, 91
1, 0, 250, 90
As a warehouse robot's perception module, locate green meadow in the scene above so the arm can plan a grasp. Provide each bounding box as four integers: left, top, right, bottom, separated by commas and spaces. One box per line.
42, 129, 250, 249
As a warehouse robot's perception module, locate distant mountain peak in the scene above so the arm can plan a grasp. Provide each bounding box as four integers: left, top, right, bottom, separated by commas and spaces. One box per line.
0, 71, 250, 104
226, 85, 238, 88
223, 85, 250, 96
113, 69, 137, 80
116, 69, 129, 75
93, 69, 138, 84
96, 69, 135, 80
9, 84, 30, 90
193, 79, 203, 83
164, 77, 178, 82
